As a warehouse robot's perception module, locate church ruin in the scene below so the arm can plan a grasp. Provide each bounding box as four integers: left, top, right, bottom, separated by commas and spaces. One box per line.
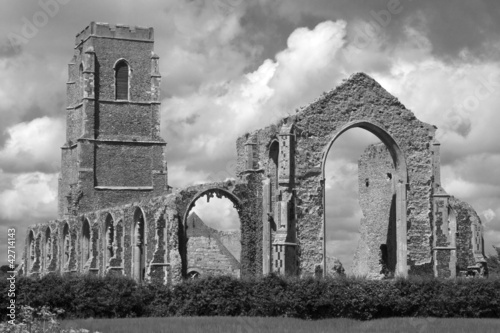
20, 22, 487, 283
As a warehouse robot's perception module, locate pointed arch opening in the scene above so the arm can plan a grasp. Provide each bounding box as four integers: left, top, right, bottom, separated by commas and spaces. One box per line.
27, 230, 35, 272
132, 207, 146, 282
104, 214, 115, 270
183, 188, 242, 278
79, 62, 84, 99
321, 120, 408, 278
44, 228, 52, 273
62, 223, 70, 270
81, 218, 91, 270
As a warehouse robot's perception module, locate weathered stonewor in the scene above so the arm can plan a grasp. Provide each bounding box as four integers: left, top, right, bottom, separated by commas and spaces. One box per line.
60, 22, 167, 218
20, 22, 487, 283
185, 212, 240, 278
354, 144, 487, 278
352, 143, 396, 279
236, 72, 487, 279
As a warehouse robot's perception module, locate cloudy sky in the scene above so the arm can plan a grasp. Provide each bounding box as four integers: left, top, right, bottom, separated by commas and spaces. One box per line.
1, 0, 499, 272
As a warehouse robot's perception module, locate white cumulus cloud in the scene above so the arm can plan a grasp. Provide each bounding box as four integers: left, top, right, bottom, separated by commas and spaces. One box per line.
0, 116, 65, 173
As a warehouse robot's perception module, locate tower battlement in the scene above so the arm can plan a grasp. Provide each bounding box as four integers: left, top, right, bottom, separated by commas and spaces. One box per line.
75, 21, 154, 46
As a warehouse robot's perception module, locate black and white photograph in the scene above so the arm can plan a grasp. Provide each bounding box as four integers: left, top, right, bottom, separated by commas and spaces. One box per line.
1, 1, 500, 332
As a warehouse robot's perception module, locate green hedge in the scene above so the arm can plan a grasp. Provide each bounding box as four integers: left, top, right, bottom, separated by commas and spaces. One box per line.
1, 274, 500, 320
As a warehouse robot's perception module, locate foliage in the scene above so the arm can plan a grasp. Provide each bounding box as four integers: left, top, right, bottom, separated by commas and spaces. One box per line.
1, 273, 146, 321
486, 248, 500, 278
1, 273, 500, 321
0, 305, 98, 333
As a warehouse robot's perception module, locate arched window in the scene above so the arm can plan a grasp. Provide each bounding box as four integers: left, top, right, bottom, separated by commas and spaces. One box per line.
115, 60, 129, 100
104, 214, 114, 268
62, 223, 70, 270
132, 208, 146, 282
187, 269, 201, 279
81, 219, 91, 269
44, 228, 52, 272
27, 230, 35, 271
79, 63, 84, 96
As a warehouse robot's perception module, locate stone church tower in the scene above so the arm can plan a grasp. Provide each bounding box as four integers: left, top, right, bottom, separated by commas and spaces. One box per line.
58, 22, 168, 218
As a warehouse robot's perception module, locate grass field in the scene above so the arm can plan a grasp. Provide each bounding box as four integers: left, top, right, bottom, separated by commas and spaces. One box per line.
61, 316, 500, 333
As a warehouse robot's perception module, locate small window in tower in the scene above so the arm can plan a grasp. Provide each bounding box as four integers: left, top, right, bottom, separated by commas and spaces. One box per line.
79, 63, 83, 83
115, 60, 129, 100
79, 63, 84, 99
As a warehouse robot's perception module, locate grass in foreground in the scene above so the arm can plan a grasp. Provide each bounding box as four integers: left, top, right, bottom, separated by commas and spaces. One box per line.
62, 316, 500, 333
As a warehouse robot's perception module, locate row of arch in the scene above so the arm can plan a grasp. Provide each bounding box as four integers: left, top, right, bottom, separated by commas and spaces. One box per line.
26, 207, 146, 281
26, 186, 245, 281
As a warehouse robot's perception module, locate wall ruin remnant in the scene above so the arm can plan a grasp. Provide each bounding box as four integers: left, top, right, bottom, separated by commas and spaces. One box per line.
186, 213, 240, 278
20, 22, 487, 283
352, 143, 397, 279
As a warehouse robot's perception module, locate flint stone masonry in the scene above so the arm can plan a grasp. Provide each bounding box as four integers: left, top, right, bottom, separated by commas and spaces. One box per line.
21, 22, 487, 282
352, 143, 396, 279
186, 213, 240, 277
236, 72, 487, 278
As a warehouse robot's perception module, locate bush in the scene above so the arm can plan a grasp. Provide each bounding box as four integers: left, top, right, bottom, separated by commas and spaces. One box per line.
1, 273, 500, 320
1, 273, 145, 320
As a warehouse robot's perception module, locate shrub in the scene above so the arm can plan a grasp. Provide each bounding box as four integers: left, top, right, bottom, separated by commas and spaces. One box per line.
1, 273, 500, 320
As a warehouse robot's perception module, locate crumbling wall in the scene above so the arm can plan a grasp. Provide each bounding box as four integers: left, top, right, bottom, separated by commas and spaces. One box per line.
185, 213, 240, 277
216, 230, 241, 261
172, 179, 257, 277
450, 196, 486, 274
237, 73, 437, 277
352, 143, 396, 278
22, 193, 184, 285
25, 26, 489, 282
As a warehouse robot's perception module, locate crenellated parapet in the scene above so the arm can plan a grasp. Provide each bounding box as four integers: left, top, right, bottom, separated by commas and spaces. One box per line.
75, 22, 154, 46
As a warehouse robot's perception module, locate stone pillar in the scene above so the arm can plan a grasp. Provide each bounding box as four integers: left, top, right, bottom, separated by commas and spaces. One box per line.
244, 135, 258, 170
396, 181, 408, 277
262, 178, 272, 274
150, 52, 161, 102
433, 194, 453, 277
431, 139, 455, 278
272, 123, 297, 276
82, 46, 95, 100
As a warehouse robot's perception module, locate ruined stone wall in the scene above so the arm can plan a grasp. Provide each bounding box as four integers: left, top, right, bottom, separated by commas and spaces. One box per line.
22, 193, 183, 285
25, 23, 489, 282
349, 137, 486, 278
23, 177, 256, 282
352, 143, 396, 278
216, 230, 241, 261
186, 213, 240, 277
171, 179, 257, 277
450, 196, 486, 273
237, 73, 438, 277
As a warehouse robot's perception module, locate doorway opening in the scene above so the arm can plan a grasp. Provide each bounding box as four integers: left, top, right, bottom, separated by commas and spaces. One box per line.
185, 191, 241, 277
322, 122, 407, 278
